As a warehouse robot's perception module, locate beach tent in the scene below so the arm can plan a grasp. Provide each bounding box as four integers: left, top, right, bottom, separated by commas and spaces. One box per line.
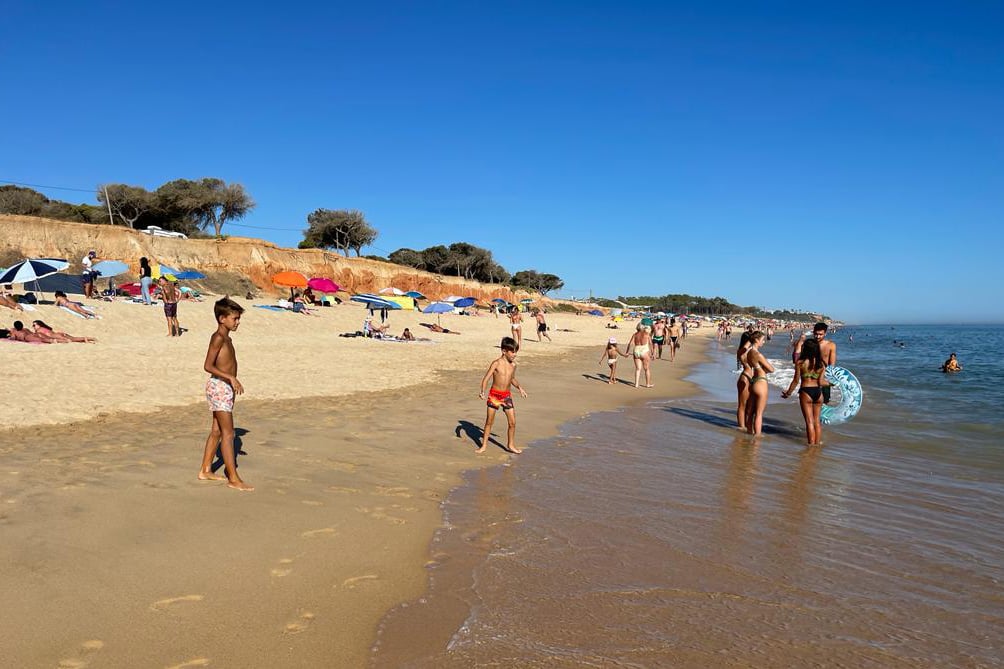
383, 295, 416, 310
34, 272, 86, 295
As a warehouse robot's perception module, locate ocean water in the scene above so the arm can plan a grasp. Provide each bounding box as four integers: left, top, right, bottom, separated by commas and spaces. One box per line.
373, 325, 1004, 667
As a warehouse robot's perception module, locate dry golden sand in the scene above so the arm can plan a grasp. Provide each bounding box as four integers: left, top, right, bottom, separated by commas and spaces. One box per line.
0, 299, 712, 667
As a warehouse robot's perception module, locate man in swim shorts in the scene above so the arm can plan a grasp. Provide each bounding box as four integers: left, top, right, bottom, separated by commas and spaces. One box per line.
813, 322, 837, 403
651, 318, 667, 358
667, 318, 683, 362
534, 308, 552, 342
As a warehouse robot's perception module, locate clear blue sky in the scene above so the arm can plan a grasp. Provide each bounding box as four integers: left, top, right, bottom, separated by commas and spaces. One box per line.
2, 1, 1002, 323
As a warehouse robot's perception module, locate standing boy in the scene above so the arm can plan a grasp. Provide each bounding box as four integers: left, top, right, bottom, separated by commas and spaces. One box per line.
813, 322, 837, 403
477, 337, 527, 454
199, 297, 253, 491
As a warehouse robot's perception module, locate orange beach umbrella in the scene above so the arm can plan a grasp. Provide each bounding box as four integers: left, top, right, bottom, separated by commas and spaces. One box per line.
272, 271, 308, 288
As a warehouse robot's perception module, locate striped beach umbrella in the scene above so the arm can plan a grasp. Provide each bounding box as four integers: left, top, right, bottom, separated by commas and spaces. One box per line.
0, 258, 69, 285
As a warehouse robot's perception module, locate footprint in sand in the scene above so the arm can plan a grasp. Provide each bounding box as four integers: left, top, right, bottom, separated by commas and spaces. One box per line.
326, 486, 360, 494
374, 486, 412, 498
144, 482, 176, 490
340, 574, 379, 589
283, 611, 315, 635
165, 659, 211, 669
271, 558, 294, 577
301, 500, 324, 506
58, 639, 104, 668
301, 527, 337, 538
355, 507, 407, 525
150, 594, 204, 611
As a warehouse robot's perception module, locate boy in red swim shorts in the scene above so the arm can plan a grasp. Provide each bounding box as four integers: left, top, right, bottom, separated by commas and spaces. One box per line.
477, 337, 527, 454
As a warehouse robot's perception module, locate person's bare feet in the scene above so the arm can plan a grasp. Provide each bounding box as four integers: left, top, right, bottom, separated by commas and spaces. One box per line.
198, 471, 226, 481
227, 480, 255, 492
475, 444, 487, 453
504, 445, 522, 454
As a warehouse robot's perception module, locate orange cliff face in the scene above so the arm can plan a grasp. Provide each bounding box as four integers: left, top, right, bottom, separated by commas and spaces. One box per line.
0, 215, 535, 304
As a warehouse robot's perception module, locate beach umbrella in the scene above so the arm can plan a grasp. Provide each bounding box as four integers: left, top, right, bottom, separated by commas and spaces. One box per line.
379, 287, 406, 296
520, 298, 533, 304
405, 290, 426, 299
423, 300, 456, 325
423, 301, 455, 314
490, 297, 509, 304
174, 270, 206, 280
452, 297, 476, 308
151, 264, 180, 280
0, 258, 69, 285
350, 293, 401, 310
587, 309, 604, 316
272, 271, 308, 288
443, 295, 465, 304
91, 260, 129, 278
307, 277, 341, 293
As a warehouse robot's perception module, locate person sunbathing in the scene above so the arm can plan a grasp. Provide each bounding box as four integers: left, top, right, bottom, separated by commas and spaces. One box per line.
364, 317, 389, 336
31, 320, 97, 343
8, 320, 52, 343
54, 291, 98, 319
401, 327, 415, 341
0, 291, 23, 312
428, 323, 460, 334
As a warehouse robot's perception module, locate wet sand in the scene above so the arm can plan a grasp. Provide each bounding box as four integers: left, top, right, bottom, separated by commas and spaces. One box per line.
0, 310, 711, 667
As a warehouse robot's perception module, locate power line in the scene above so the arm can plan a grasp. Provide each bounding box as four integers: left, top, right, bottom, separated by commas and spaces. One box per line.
0, 179, 97, 193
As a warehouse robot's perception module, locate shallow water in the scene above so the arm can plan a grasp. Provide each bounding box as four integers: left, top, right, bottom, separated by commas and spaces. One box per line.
373, 325, 1004, 667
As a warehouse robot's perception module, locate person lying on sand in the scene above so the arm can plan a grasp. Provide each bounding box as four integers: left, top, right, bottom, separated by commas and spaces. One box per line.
8, 321, 52, 343
54, 291, 98, 319
0, 290, 23, 312
31, 320, 97, 343
427, 323, 460, 335
401, 327, 415, 341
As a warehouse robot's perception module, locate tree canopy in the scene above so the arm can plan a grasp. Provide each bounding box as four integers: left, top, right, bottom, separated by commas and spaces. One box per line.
511, 270, 564, 295
298, 209, 378, 256
388, 242, 511, 284
615, 293, 828, 320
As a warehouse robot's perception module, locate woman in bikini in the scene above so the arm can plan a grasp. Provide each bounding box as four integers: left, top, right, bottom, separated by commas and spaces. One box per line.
626, 323, 653, 388
736, 331, 753, 431
509, 305, 523, 351
743, 330, 774, 436
31, 320, 97, 343
782, 337, 826, 445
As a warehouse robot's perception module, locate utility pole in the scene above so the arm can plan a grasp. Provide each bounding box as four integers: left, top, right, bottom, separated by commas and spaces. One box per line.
103, 187, 115, 226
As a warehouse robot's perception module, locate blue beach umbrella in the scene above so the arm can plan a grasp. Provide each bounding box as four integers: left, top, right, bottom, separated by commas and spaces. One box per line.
404, 291, 426, 299
587, 309, 604, 316
422, 301, 455, 314
452, 297, 476, 308
0, 258, 69, 285
91, 260, 130, 278
350, 293, 401, 310
174, 270, 207, 280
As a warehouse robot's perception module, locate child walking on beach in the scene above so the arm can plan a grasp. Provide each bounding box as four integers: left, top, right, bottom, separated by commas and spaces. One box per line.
199, 297, 253, 491
599, 336, 626, 384
477, 337, 527, 454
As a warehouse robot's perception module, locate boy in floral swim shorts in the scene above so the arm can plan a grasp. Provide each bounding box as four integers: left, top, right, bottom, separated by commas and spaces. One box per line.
477, 337, 527, 454
198, 297, 253, 491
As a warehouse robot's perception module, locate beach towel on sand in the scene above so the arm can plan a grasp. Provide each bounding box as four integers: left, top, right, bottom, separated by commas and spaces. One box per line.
253, 305, 288, 312
60, 305, 100, 319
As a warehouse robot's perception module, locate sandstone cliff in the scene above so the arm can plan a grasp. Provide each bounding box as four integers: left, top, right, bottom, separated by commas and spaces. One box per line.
0, 215, 550, 304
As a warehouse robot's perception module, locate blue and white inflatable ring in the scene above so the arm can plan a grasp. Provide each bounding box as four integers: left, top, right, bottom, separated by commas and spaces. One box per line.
820, 365, 863, 425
